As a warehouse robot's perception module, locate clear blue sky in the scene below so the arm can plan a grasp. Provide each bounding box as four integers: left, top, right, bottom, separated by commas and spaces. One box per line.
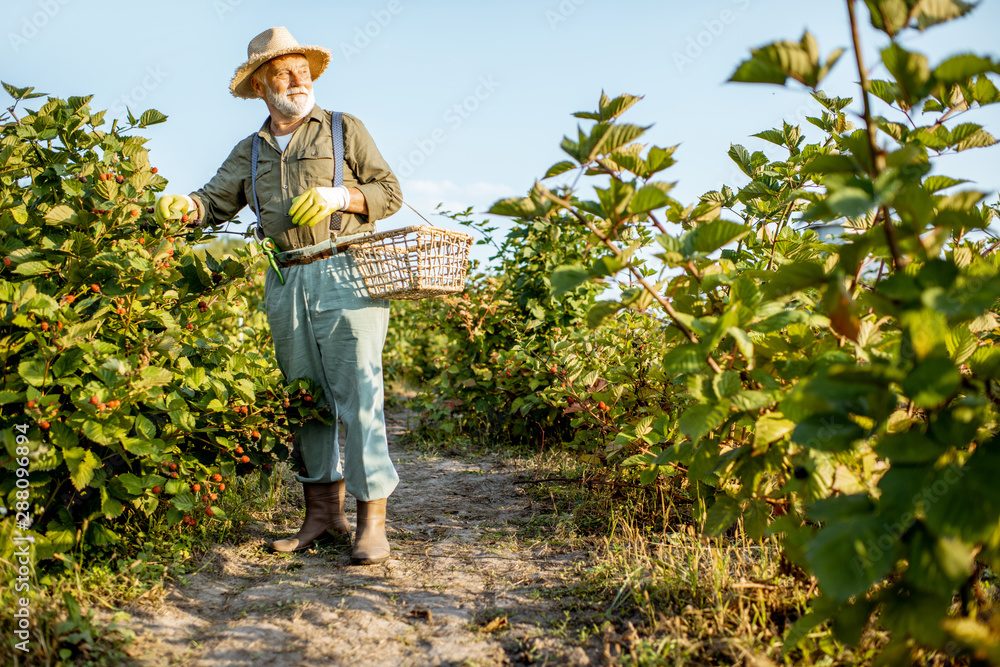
3, 0, 999, 265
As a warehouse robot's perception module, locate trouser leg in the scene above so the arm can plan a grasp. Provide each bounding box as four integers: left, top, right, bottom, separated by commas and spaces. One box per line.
264, 251, 398, 501
310, 252, 398, 502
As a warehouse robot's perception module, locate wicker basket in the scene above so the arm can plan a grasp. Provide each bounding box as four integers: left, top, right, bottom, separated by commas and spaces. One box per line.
347, 225, 472, 300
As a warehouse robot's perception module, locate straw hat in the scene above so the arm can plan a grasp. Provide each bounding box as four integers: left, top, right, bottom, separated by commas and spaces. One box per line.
230, 27, 332, 99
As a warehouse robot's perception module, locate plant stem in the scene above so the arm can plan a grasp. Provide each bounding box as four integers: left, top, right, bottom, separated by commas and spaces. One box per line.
847, 0, 906, 273
538, 185, 723, 374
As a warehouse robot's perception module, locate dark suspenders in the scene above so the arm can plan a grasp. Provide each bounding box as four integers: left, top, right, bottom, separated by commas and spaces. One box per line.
250, 110, 345, 237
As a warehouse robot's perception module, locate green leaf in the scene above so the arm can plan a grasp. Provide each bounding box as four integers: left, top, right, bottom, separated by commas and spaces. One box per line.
685, 219, 751, 256
117, 473, 146, 496
587, 300, 622, 328
902, 357, 960, 408
14, 261, 56, 276
875, 432, 945, 464
925, 446, 1000, 542
543, 160, 576, 179
933, 53, 1000, 87
805, 514, 897, 603
729, 55, 790, 86
44, 205, 76, 225
905, 524, 974, 596
629, 182, 674, 215
712, 370, 741, 398
138, 109, 167, 126
661, 345, 704, 375
64, 448, 101, 491
18, 358, 50, 387
551, 265, 593, 296
704, 495, 741, 537
762, 261, 826, 299
754, 413, 796, 450
679, 401, 730, 445
791, 413, 866, 452
882, 43, 932, 105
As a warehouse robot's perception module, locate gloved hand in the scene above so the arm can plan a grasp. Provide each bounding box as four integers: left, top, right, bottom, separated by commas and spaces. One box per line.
155, 194, 197, 225
289, 186, 351, 227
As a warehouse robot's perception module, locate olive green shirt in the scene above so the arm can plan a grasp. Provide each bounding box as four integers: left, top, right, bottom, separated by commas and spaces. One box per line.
190, 105, 402, 251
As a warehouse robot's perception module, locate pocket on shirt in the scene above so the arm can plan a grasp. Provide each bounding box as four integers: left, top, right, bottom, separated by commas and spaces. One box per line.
296, 143, 339, 188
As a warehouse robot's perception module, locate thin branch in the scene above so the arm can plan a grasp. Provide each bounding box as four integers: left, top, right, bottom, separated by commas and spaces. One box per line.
538, 185, 723, 374
846, 0, 882, 175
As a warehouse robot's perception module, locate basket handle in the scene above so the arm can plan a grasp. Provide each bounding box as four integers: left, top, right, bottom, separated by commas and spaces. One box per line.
401, 199, 437, 227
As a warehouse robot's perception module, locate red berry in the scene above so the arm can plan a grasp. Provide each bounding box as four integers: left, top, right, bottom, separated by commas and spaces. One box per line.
210, 493, 218, 501
130, 208, 139, 217
169, 463, 177, 471
192, 483, 201, 493
117, 307, 126, 315
263, 464, 272, 471
240, 455, 250, 464
152, 486, 162, 494
181, 214, 189, 223
205, 508, 214, 517
91, 284, 100, 293
598, 401, 609, 411
26, 400, 35, 409
64, 295, 75, 304
38, 420, 50, 429
56, 321, 63, 329
186, 323, 194, 330
218, 483, 226, 492
235, 446, 244, 454
98, 403, 106, 411
250, 430, 260, 439
116, 175, 125, 184
90, 396, 100, 405
108, 400, 120, 409
198, 301, 207, 309
212, 473, 222, 482
171, 471, 178, 479
40, 321, 49, 331
303, 395, 312, 402
3, 257, 10, 267
99, 173, 108, 181
151, 167, 158, 174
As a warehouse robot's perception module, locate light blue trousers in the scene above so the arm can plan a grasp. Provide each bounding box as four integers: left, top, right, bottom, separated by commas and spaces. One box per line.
264, 239, 399, 502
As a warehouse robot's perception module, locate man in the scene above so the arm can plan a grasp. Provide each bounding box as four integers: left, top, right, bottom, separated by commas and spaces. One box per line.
155, 27, 401, 564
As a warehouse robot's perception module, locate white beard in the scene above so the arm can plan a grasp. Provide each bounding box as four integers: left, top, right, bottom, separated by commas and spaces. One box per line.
265, 84, 315, 119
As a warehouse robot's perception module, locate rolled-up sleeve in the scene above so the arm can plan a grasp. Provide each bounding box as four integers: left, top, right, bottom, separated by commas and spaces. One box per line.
189, 139, 252, 228
342, 114, 402, 224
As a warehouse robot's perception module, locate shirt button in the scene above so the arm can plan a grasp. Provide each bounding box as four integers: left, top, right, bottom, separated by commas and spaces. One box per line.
282, 157, 287, 162
283, 184, 288, 190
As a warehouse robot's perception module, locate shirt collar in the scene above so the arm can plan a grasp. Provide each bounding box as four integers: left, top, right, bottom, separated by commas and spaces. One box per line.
257, 104, 324, 138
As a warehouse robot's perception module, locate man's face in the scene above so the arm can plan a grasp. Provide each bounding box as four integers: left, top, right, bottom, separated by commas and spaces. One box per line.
255, 54, 314, 119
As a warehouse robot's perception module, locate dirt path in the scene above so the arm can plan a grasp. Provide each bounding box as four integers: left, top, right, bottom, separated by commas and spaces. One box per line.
118, 411, 612, 666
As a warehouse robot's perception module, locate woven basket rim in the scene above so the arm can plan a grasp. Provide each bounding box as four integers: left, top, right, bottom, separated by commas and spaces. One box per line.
344, 224, 472, 246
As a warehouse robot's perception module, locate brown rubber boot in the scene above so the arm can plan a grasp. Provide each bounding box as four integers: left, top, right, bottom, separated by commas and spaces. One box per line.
268, 480, 351, 553
351, 498, 390, 565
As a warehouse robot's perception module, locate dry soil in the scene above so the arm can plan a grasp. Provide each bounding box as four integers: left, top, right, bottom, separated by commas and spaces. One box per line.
116, 411, 626, 666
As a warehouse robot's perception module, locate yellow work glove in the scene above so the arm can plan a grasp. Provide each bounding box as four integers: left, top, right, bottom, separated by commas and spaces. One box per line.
155, 194, 196, 225
289, 186, 350, 227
